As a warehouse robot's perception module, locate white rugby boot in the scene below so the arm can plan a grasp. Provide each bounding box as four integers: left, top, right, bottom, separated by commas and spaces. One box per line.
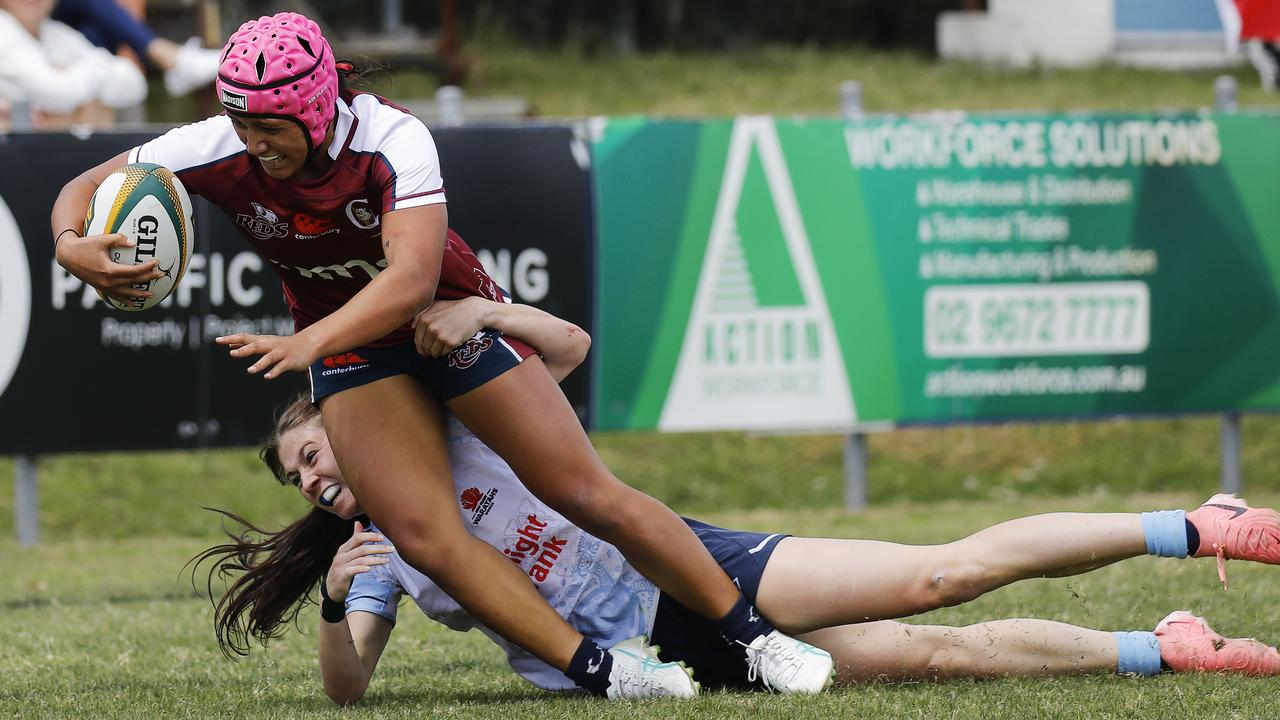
744, 630, 835, 694
605, 635, 699, 699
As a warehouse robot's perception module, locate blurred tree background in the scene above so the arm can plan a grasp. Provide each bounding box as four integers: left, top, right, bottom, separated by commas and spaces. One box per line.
391, 0, 975, 53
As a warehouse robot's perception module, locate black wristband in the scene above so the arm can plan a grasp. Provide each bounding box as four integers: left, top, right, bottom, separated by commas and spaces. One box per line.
54, 228, 79, 249
319, 577, 346, 623
321, 598, 346, 624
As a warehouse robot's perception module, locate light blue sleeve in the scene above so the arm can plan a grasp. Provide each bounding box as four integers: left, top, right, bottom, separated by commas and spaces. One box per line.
344, 562, 402, 625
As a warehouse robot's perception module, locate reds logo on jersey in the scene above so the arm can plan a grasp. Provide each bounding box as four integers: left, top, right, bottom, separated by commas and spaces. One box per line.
448, 334, 493, 369
472, 268, 499, 301
237, 202, 290, 240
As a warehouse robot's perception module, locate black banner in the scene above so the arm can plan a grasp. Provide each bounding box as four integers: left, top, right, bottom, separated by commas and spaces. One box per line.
0, 125, 594, 455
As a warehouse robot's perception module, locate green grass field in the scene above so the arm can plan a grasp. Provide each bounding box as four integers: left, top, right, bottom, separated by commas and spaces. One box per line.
5, 495, 1280, 719
14, 44, 1280, 719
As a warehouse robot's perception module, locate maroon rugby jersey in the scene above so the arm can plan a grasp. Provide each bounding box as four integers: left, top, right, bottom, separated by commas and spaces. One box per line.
129, 92, 501, 346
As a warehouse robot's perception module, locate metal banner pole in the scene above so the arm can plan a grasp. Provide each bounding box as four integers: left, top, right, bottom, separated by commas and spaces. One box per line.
1220, 412, 1243, 495
843, 433, 868, 511
15, 454, 38, 546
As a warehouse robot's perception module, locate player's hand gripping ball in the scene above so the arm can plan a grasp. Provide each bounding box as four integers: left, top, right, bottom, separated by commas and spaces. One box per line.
83, 162, 194, 311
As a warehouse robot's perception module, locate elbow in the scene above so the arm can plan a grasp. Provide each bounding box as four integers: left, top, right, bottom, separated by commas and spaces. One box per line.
567, 325, 592, 366
546, 324, 591, 382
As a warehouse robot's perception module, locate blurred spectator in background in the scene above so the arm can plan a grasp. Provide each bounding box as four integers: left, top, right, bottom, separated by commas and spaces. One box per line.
52, 0, 219, 96
1218, 0, 1280, 90
0, 0, 146, 130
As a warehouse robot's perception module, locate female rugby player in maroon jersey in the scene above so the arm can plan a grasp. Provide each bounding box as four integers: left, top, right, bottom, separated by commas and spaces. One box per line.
49, 11, 832, 696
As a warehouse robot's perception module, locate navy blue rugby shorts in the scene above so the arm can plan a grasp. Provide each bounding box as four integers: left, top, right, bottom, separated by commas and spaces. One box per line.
307, 330, 537, 404
648, 518, 790, 689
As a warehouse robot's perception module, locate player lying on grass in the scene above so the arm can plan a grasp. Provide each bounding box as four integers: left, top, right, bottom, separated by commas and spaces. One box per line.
194, 298, 1280, 704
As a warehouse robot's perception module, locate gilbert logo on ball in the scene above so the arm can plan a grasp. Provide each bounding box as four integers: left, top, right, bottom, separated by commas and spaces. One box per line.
0, 195, 31, 400
84, 163, 194, 311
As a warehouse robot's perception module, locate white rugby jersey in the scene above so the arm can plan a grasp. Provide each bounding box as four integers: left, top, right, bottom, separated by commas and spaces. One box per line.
345, 416, 660, 691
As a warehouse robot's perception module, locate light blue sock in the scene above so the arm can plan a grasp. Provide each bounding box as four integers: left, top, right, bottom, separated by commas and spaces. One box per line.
1141, 509, 1188, 558
1114, 631, 1162, 676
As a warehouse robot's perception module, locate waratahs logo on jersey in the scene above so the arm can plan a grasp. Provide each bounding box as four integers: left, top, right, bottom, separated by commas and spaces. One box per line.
237, 202, 290, 240
460, 486, 498, 525
448, 334, 494, 370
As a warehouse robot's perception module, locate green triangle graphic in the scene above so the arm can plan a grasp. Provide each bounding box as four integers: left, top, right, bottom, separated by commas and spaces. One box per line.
730, 146, 806, 308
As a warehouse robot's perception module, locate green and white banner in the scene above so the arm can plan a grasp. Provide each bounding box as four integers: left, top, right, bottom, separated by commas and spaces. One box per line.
591, 112, 1280, 431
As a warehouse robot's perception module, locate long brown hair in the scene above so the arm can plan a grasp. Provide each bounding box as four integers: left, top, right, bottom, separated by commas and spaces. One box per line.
188, 394, 353, 658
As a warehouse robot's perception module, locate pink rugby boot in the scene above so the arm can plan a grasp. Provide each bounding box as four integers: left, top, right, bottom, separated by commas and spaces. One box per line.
1154, 611, 1280, 676
1186, 493, 1280, 589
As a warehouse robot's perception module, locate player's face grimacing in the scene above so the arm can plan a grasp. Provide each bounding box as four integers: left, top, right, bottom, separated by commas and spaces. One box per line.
228, 115, 312, 180
277, 420, 363, 519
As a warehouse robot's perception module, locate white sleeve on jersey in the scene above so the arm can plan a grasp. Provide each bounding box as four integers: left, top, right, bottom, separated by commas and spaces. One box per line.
351, 95, 448, 212
128, 115, 245, 172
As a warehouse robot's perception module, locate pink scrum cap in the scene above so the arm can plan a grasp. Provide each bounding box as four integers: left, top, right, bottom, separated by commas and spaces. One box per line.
215, 12, 338, 152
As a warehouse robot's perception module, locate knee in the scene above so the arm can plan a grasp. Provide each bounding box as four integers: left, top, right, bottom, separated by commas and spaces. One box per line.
535, 472, 633, 538
921, 563, 989, 608
379, 518, 467, 577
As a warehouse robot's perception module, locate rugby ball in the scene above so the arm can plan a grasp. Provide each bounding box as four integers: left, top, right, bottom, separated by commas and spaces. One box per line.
83, 162, 194, 311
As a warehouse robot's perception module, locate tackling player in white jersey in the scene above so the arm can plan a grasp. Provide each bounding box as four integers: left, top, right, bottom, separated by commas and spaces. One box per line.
195, 298, 1280, 703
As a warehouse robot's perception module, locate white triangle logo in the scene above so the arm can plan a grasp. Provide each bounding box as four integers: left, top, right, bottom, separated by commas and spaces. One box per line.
658, 117, 856, 431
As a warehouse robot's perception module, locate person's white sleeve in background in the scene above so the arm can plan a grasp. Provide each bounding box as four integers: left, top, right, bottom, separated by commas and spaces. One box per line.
42, 20, 145, 109
94, 55, 147, 108
0, 13, 99, 113
1216, 0, 1243, 54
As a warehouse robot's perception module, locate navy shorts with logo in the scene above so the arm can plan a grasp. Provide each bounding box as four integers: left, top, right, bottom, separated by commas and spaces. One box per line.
307, 329, 537, 404
648, 518, 791, 689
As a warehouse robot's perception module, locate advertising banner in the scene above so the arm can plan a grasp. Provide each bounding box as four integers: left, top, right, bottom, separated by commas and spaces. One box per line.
591, 113, 1280, 431
0, 125, 593, 455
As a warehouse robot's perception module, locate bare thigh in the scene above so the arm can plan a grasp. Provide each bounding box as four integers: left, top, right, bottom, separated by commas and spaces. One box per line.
756, 537, 945, 632
320, 373, 584, 668
318, 374, 457, 541
756, 514, 1145, 634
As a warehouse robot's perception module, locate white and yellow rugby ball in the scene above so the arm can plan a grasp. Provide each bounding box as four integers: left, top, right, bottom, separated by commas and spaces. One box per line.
84, 162, 194, 311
